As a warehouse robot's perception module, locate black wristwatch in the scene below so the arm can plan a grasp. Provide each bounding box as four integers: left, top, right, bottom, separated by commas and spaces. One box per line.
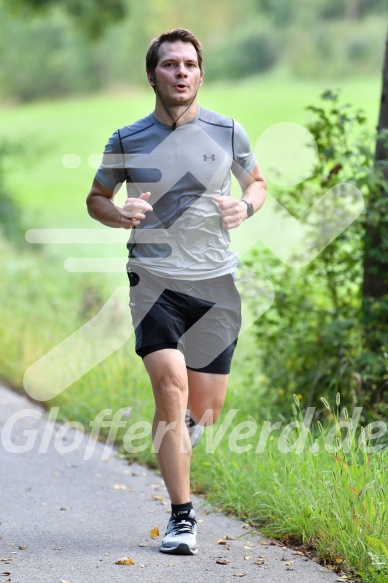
241, 199, 254, 219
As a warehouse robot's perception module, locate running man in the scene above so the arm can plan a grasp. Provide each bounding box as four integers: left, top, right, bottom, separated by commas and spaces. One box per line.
86, 28, 267, 555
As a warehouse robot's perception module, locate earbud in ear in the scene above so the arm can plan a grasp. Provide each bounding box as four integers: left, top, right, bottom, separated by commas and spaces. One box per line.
150, 75, 155, 84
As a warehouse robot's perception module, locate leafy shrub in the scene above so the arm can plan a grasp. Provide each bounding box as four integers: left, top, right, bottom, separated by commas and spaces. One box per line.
245, 90, 376, 411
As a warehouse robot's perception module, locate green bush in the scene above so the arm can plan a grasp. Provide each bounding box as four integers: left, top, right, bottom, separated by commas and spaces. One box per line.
245, 90, 376, 412
0, 6, 100, 101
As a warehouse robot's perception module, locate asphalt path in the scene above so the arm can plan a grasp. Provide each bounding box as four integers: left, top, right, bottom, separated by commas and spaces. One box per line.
0, 383, 343, 583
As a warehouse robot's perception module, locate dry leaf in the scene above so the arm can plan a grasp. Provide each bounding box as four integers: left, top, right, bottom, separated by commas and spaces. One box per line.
225, 535, 236, 540
244, 555, 253, 560
113, 484, 127, 490
284, 560, 295, 566
216, 558, 231, 565
255, 558, 266, 565
60, 580, 72, 582
217, 539, 227, 545
151, 495, 165, 501
116, 557, 135, 565
261, 541, 268, 545
335, 558, 344, 564
150, 527, 160, 539
243, 545, 252, 550
233, 575, 247, 578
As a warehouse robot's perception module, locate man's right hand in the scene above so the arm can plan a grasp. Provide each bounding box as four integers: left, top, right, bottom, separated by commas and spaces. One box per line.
86, 180, 153, 229
119, 192, 153, 229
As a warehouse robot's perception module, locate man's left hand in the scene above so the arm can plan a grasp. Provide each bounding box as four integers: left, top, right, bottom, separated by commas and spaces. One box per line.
213, 196, 247, 230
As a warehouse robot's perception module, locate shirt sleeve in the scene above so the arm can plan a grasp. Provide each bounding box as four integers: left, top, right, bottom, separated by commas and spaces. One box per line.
231, 120, 257, 180
94, 130, 128, 191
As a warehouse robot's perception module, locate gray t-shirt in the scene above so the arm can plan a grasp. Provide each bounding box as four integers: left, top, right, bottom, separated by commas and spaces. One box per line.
95, 106, 256, 280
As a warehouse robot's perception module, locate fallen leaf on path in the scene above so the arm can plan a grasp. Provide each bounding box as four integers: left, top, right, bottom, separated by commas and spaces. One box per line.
233, 574, 247, 577
116, 557, 135, 565
244, 555, 253, 560
225, 535, 236, 540
150, 527, 159, 539
284, 560, 295, 566
335, 558, 344, 564
151, 495, 165, 501
217, 539, 227, 545
60, 579, 72, 582
243, 546, 252, 550
216, 558, 231, 565
261, 541, 268, 545
254, 558, 266, 565
113, 484, 127, 490
18, 546, 27, 550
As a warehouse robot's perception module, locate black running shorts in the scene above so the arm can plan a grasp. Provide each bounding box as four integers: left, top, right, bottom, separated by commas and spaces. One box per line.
127, 267, 242, 374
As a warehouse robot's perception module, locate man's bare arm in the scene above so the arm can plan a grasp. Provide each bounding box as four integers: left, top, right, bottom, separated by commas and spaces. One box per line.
213, 164, 267, 230
86, 179, 153, 230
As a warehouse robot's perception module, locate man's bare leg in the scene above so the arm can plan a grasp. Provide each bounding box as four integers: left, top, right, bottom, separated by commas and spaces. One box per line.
143, 349, 191, 504
144, 349, 230, 500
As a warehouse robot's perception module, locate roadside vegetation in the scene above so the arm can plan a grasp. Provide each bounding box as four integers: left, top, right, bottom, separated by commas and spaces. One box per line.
1, 75, 387, 581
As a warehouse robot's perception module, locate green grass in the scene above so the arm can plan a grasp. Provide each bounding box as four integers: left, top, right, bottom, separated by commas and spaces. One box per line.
1, 74, 386, 582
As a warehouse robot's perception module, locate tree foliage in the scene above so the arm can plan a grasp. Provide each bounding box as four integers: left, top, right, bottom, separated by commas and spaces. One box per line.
5, 0, 127, 38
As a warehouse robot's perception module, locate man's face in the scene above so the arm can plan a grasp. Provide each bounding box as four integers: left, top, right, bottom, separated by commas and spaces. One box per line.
152, 40, 203, 107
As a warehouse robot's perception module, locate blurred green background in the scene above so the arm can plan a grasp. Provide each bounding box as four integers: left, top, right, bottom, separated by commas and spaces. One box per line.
1, 3, 388, 579
0, 0, 387, 418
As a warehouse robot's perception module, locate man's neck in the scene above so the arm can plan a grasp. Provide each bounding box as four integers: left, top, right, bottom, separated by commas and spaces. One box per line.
153, 99, 199, 128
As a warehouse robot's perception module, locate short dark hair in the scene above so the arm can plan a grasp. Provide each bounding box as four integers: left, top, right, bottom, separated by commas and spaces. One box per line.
146, 28, 203, 74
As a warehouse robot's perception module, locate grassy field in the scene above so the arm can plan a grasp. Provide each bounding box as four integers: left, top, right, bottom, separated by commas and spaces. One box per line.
1, 74, 387, 582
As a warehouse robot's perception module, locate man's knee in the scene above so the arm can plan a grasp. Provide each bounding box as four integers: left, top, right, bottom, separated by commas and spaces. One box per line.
190, 406, 222, 426
153, 375, 187, 408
